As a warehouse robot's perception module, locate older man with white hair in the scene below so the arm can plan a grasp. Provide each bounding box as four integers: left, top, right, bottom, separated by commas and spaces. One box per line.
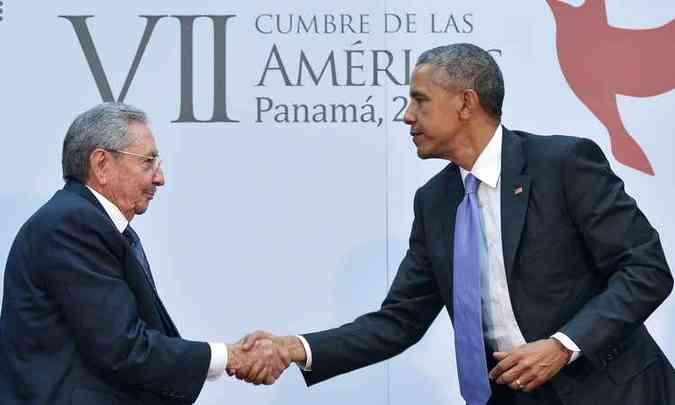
0, 103, 290, 405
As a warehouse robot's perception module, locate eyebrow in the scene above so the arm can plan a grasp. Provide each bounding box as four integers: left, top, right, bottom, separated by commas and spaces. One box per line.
410, 90, 428, 99
139, 149, 159, 158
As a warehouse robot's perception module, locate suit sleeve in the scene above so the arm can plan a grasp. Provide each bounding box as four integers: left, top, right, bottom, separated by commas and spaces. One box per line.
40, 210, 210, 403
301, 189, 444, 385
558, 138, 673, 368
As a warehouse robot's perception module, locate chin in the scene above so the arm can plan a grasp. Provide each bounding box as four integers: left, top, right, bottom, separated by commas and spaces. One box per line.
135, 204, 149, 215
416, 148, 432, 160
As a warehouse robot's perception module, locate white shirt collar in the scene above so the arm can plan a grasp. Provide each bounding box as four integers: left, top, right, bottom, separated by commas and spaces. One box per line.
459, 125, 502, 189
86, 185, 129, 233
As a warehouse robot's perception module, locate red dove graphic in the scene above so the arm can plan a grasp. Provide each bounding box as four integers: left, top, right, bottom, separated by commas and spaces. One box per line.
546, 0, 675, 175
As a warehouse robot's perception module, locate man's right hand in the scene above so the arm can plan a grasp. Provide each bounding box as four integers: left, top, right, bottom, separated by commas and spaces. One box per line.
228, 331, 307, 384
226, 337, 291, 385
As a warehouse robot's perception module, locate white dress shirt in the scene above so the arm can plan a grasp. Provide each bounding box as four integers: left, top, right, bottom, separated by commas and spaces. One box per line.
86, 186, 228, 381
458, 125, 528, 352
301, 125, 580, 371
458, 126, 579, 360
459, 125, 580, 362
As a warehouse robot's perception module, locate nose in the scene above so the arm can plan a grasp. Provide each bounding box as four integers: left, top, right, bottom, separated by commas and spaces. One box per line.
403, 101, 415, 126
153, 167, 166, 186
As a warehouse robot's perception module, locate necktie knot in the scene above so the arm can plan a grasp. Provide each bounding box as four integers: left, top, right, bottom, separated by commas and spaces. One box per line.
123, 225, 157, 289
464, 173, 480, 194
123, 226, 139, 247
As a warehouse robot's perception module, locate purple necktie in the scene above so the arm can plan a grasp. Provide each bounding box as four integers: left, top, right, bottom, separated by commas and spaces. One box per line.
453, 173, 491, 405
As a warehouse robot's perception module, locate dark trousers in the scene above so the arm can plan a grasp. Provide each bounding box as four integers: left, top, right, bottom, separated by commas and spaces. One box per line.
485, 343, 563, 405
488, 381, 563, 405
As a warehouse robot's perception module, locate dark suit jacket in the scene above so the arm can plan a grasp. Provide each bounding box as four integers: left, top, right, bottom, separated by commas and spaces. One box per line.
301, 128, 674, 404
0, 181, 211, 405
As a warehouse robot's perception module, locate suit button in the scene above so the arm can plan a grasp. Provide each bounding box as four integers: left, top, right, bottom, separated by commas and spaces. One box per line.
606, 353, 614, 361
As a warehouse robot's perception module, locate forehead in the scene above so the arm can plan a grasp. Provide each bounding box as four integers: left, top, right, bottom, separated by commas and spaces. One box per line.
410, 64, 450, 94
125, 121, 157, 152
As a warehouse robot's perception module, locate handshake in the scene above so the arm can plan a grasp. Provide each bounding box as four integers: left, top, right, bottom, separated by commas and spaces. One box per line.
225, 331, 307, 386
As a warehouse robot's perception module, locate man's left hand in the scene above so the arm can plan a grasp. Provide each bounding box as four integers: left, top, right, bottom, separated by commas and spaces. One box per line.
489, 338, 572, 392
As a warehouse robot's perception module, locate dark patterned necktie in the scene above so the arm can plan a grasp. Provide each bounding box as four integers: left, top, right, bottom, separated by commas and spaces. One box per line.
453, 173, 491, 405
123, 225, 157, 289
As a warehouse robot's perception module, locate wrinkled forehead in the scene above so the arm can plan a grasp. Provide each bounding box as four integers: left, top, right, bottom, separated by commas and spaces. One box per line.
125, 121, 158, 153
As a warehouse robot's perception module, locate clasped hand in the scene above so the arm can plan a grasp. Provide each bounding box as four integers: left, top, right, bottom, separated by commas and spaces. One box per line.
226, 331, 304, 386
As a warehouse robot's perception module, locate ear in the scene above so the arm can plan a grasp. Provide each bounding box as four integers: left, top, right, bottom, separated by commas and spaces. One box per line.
88, 149, 110, 185
459, 89, 480, 120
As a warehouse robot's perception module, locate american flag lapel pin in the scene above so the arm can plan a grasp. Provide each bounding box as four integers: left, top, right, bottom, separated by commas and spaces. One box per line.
514, 185, 523, 195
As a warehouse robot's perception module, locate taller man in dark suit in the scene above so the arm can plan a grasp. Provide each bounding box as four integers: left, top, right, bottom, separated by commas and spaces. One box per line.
238, 44, 675, 404
0, 103, 290, 404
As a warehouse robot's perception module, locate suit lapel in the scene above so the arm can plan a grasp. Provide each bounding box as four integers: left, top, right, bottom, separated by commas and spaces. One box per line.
500, 128, 531, 279
124, 244, 180, 336
444, 164, 464, 269
64, 181, 180, 336
428, 164, 463, 306
124, 252, 164, 324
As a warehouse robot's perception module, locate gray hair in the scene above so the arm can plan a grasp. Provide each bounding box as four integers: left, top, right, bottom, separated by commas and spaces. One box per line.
416, 43, 504, 120
62, 102, 148, 182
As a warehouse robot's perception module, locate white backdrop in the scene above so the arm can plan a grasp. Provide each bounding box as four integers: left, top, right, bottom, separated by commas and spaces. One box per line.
0, 1, 673, 404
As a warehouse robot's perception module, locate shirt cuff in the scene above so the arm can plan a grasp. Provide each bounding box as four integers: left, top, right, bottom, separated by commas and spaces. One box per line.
551, 332, 581, 363
206, 342, 228, 381
295, 335, 313, 371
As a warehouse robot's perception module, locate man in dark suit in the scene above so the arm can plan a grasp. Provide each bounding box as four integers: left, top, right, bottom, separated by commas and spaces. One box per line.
0, 103, 290, 404
237, 44, 675, 404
